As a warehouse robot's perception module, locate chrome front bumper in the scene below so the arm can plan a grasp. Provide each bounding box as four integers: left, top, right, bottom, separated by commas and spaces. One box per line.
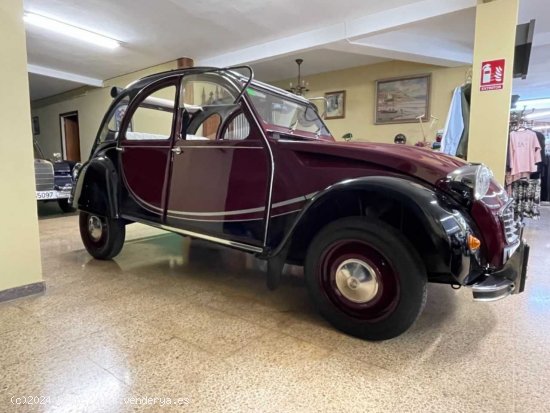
471, 241, 529, 302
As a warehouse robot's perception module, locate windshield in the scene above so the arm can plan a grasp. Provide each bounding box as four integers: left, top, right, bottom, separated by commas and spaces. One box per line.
97, 95, 131, 144
246, 88, 330, 137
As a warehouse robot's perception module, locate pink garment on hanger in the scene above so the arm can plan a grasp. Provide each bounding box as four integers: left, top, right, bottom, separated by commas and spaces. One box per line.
509, 129, 541, 176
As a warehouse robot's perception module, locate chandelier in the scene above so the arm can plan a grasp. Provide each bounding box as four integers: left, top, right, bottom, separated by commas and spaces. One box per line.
288, 59, 309, 96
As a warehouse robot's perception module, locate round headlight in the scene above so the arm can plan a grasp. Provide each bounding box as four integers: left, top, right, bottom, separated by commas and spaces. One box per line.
446, 164, 494, 202
474, 165, 493, 200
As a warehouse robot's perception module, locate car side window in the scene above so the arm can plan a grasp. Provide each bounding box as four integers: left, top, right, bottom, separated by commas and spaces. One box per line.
223, 113, 251, 141
125, 85, 176, 141
190, 113, 221, 141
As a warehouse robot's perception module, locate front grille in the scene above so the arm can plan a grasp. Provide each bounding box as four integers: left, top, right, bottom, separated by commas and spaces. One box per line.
34, 160, 54, 191
500, 202, 520, 244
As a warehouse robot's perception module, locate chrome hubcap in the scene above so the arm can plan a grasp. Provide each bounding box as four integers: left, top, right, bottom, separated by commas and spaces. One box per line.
335, 259, 379, 303
88, 215, 103, 241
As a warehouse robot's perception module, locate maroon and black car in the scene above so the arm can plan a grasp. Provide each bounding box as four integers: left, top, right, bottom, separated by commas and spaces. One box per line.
73, 66, 529, 340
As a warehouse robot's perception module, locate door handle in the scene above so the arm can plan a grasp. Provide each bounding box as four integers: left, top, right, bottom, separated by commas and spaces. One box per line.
171, 147, 183, 155
116, 147, 125, 152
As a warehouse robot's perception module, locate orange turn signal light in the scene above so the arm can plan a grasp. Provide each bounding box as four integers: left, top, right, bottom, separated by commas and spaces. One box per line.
467, 234, 481, 251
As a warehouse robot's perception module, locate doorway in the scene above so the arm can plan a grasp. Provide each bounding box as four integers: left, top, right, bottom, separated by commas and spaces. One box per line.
60, 112, 81, 162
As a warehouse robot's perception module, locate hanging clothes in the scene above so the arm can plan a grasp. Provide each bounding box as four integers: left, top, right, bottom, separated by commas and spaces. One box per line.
508, 129, 542, 181
455, 83, 471, 159
440, 87, 464, 156
511, 179, 541, 219
507, 128, 543, 220
542, 154, 550, 202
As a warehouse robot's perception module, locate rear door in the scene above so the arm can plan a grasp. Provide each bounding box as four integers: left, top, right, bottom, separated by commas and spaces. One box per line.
118, 78, 179, 223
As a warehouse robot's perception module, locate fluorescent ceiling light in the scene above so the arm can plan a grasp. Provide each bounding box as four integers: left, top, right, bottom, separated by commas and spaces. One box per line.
24, 12, 119, 49
525, 110, 550, 120
532, 125, 550, 131
516, 98, 550, 109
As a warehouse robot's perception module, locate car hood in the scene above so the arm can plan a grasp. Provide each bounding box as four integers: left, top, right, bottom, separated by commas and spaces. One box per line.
290, 140, 467, 185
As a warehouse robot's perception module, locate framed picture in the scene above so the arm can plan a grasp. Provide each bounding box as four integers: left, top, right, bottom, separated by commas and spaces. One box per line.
324, 90, 346, 120
375, 74, 431, 124
32, 116, 40, 135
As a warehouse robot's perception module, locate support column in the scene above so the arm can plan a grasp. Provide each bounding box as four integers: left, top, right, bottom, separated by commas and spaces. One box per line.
176, 57, 194, 69
468, 0, 519, 184
177, 57, 195, 104
0, 0, 44, 301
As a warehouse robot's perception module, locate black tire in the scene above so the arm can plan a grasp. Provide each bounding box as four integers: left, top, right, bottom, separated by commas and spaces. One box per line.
304, 217, 427, 341
79, 211, 125, 260
58, 199, 76, 213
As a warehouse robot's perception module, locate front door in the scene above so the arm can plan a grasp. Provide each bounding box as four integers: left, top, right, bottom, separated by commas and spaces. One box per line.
118, 79, 179, 223
165, 74, 271, 247
61, 112, 81, 161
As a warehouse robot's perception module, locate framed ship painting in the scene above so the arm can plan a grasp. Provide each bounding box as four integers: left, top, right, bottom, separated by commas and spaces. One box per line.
375, 74, 431, 124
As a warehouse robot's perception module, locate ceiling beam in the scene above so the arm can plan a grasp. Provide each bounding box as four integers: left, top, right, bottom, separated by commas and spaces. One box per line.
27, 64, 104, 87
326, 40, 471, 68
343, 31, 473, 66
198, 0, 476, 67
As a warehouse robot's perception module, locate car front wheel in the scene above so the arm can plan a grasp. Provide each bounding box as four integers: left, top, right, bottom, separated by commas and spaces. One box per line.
304, 217, 427, 341
79, 212, 125, 260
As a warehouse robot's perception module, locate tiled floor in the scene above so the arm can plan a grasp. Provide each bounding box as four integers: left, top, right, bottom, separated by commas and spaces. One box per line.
1, 208, 549, 412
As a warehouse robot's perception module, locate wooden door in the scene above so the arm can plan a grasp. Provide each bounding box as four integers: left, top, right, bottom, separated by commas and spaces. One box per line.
63, 114, 81, 161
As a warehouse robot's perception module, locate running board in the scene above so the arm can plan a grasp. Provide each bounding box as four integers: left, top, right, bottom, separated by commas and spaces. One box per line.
471, 275, 514, 302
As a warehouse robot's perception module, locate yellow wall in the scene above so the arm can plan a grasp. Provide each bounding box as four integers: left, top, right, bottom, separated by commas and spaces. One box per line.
0, 0, 43, 291
31, 60, 179, 160
32, 59, 469, 158
274, 61, 470, 144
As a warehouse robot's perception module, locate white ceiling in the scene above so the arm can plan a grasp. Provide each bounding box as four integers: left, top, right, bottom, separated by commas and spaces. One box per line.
251, 49, 387, 83
24, 0, 550, 102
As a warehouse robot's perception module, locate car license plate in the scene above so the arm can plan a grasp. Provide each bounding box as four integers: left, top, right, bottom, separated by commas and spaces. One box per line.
36, 190, 57, 200
57, 191, 71, 199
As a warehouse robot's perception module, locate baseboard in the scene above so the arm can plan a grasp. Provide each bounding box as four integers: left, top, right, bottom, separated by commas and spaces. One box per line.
0, 281, 46, 303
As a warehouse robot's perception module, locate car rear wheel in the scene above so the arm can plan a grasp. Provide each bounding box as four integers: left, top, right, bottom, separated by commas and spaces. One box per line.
304, 217, 427, 341
79, 212, 125, 260
58, 199, 76, 213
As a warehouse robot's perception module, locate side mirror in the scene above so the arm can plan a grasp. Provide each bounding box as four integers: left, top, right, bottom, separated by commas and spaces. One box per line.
342, 133, 353, 141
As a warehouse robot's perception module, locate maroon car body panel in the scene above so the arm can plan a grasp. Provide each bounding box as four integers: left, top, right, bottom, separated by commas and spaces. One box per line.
77, 67, 518, 286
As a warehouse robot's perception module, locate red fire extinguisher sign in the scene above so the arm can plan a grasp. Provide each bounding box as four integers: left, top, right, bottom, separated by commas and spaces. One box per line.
480, 59, 505, 91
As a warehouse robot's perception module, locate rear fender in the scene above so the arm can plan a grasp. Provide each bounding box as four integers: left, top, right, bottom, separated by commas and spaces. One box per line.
73, 156, 119, 218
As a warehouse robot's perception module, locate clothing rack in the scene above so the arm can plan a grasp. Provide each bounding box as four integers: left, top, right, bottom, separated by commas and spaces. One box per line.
507, 111, 545, 219
509, 108, 535, 131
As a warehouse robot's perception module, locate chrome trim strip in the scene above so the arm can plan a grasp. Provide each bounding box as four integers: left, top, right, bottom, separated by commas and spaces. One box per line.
116, 145, 171, 149
168, 206, 263, 217
175, 146, 262, 150
122, 215, 264, 253
165, 208, 300, 222
277, 139, 321, 143
166, 194, 307, 217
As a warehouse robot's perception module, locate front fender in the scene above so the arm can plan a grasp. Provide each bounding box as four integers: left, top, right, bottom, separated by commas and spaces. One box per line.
73, 155, 119, 218
272, 176, 475, 283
